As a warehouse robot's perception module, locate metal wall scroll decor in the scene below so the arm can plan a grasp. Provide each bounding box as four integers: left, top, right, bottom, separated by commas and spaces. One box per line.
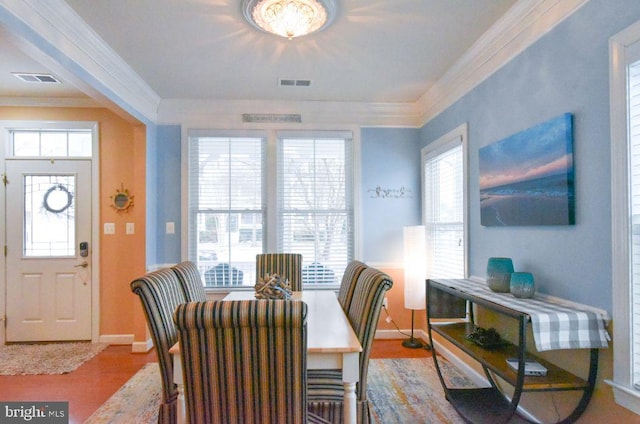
367, 186, 412, 199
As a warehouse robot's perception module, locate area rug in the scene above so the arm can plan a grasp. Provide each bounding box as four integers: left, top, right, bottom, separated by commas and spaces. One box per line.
0, 342, 109, 375
87, 357, 474, 423
85, 363, 160, 424
367, 357, 474, 423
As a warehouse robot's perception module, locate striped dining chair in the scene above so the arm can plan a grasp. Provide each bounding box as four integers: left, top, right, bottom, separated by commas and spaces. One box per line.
171, 260, 207, 301
308, 267, 394, 423
173, 300, 330, 424
256, 253, 303, 291
336, 260, 368, 313
131, 268, 188, 424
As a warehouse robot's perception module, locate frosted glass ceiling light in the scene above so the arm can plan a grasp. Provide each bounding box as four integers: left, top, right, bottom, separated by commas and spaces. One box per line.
243, 0, 336, 39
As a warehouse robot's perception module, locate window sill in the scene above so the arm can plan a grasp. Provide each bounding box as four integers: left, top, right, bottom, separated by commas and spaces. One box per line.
606, 379, 640, 415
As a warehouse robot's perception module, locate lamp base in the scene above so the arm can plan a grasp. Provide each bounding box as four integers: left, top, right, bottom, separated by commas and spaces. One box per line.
402, 337, 424, 349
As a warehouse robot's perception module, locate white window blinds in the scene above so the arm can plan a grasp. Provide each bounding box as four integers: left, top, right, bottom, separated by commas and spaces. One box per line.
188, 135, 264, 286
423, 138, 465, 279
277, 132, 354, 285
629, 58, 640, 388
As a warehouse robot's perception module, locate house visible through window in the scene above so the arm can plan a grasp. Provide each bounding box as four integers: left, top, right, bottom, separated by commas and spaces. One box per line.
188, 135, 264, 287
422, 124, 467, 279
188, 130, 354, 288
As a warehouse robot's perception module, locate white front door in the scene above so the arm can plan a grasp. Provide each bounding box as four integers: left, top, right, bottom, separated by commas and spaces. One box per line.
5, 159, 92, 342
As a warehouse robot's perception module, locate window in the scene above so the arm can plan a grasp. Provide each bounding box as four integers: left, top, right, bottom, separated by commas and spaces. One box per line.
422, 124, 467, 279
278, 132, 354, 285
609, 20, 640, 414
12, 129, 92, 157
188, 135, 264, 287
188, 130, 355, 289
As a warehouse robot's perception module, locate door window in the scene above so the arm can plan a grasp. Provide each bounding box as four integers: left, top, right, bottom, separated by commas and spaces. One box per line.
24, 175, 76, 257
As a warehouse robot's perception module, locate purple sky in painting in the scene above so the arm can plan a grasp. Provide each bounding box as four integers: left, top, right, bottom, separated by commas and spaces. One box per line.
478, 113, 573, 190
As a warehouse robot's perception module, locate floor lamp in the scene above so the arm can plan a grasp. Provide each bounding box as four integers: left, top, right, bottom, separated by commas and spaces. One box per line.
402, 225, 429, 349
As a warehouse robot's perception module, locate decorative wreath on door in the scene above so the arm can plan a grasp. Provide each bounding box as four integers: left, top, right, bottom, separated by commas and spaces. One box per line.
43, 183, 73, 214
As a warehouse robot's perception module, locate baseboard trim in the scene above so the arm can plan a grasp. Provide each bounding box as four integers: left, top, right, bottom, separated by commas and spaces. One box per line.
131, 338, 154, 353
99, 334, 134, 345
375, 328, 429, 342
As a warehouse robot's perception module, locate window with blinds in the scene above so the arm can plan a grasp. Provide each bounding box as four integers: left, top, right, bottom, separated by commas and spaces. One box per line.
278, 133, 354, 285
422, 131, 466, 279
629, 58, 640, 388
188, 135, 265, 287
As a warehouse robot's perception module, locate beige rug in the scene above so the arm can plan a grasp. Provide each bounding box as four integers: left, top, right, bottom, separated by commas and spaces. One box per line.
85, 363, 160, 424
0, 342, 108, 375
367, 357, 473, 423
87, 357, 474, 423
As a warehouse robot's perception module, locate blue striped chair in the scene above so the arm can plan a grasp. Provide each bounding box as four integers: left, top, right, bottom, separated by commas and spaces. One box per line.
131, 268, 188, 424
256, 253, 303, 291
171, 260, 207, 301
336, 260, 368, 313
173, 300, 329, 424
308, 267, 394, 423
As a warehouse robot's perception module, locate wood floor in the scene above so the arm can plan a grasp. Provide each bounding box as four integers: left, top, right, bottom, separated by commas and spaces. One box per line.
0, 338, 430, 424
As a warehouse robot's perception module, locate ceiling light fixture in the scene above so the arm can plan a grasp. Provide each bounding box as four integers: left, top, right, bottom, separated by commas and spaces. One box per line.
242, 0, 336, 39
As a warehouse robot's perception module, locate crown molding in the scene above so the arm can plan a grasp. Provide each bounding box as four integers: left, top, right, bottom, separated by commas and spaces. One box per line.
416, 0, 589, 126
0, 0, 161, 123
158, 98, 422, 128
0, 0, 588, 128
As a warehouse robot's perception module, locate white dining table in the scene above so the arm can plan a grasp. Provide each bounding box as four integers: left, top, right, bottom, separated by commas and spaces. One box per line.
170, 290, 362, 424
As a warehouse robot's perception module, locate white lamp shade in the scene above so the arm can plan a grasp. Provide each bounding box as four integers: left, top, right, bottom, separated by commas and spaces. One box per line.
404, 225, 427, 310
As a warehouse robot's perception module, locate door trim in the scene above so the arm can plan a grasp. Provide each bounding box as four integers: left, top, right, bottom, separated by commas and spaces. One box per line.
0, 120, 101, 345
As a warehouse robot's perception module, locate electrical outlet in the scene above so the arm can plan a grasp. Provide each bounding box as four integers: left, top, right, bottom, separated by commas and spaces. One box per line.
382, 297, 388, 308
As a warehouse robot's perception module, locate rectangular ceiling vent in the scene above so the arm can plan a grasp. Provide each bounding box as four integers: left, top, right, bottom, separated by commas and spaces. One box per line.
12, 72, 60, 83
279, 78, 311, 87
243, 114, 302, 124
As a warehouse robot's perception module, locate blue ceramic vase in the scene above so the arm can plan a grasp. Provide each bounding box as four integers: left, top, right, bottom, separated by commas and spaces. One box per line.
486, 257, 514, 292
510, 272, 535, 298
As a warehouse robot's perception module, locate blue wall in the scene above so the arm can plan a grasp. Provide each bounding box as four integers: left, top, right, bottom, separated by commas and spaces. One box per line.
360, 127, 421, 264
419, 0, 640, 313
150, 125, 182, 265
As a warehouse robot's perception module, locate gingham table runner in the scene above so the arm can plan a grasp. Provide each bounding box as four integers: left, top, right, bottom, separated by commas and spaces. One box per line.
431, 278, 610, 352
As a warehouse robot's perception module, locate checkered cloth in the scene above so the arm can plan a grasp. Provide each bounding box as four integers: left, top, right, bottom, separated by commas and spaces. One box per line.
430, 278, 610, 352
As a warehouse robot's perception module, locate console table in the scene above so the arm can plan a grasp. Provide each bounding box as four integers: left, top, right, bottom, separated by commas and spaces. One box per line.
426, 278, 610, 424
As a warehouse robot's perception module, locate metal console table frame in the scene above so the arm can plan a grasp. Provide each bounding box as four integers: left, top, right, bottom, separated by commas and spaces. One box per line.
427, 279, 599, 424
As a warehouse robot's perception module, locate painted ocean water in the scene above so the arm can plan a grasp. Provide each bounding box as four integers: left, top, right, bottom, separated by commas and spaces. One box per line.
480, 173, 574, 226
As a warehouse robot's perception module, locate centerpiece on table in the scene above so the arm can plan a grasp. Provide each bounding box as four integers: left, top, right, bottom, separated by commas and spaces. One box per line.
255, 273, 292, 300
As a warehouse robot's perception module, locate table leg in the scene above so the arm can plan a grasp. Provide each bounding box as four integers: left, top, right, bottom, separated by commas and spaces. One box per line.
173, 353, 186, 424
342, 352, 359, 424
343, 381, 357, 424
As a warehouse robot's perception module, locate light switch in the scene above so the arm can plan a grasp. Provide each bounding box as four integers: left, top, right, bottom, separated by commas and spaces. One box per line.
126, 222, 135, 235
104, 223, 115, 235
166, 222, 175, 234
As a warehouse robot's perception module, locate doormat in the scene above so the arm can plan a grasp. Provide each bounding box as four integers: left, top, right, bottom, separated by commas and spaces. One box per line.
0, 342, 108, 375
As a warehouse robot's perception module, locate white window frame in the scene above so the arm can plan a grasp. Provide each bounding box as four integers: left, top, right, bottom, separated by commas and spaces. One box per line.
186, 128, 360, 291
608, 19, 640, 414
421, 123, 469, 279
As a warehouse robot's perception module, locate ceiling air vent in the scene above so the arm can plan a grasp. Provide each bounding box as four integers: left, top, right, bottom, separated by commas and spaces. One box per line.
279, 78, 311, 87
243, 114, 302, 123
12, 72, 61, 83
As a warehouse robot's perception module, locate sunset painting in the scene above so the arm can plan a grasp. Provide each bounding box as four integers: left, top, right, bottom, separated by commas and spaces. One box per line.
479, 113, 574, 226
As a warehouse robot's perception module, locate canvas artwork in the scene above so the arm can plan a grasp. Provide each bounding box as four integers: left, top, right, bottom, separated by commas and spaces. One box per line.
479, 113, 575, 226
